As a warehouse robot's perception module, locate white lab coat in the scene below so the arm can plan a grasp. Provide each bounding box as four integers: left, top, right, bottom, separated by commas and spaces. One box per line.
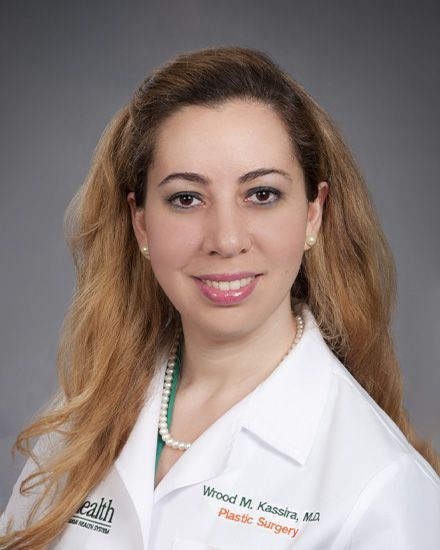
1, 303, 439, 549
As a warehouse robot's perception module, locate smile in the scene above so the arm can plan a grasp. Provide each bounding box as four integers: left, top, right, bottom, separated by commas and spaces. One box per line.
193, 275, 261, 305
200, 276, 256, 290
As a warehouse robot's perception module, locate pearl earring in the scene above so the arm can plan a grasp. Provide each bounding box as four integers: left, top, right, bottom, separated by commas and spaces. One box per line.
305, 235, 317, 247
141, 245, 150, 259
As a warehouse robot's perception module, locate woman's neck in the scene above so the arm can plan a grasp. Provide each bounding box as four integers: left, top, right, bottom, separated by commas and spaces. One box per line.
178, 308, 299, 401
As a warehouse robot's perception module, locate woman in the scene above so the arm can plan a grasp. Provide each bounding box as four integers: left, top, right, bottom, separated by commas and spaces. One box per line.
1, 46, 439, 549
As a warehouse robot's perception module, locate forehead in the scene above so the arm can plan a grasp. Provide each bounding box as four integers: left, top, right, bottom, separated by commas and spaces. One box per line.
149, 99, 299, 176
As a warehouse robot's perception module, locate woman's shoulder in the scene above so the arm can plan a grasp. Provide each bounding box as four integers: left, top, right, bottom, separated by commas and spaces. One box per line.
323, 351, 439, 488
300, 303, 436, 483
306, 345, 440, 547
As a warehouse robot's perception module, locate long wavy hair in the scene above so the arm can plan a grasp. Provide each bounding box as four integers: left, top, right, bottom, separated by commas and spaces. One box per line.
2, 45, 439, 548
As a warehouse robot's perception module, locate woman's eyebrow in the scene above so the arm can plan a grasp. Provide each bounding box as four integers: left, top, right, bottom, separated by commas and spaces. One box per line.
157, 168, 292, 187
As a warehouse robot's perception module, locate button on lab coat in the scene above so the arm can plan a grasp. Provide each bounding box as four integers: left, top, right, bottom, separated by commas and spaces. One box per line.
2, 304, 439, 548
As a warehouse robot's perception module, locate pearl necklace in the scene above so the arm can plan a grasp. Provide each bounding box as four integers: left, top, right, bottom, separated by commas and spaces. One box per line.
158, 312, 305, 451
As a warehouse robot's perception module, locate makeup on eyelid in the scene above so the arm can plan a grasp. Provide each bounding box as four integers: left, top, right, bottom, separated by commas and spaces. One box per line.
166, 187, 285, 210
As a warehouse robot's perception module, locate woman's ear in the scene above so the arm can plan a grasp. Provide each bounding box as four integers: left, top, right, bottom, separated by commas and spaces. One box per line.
127, 192, 149, 250
304, 182, 328, 251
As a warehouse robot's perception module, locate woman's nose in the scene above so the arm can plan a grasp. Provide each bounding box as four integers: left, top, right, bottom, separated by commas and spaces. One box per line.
202, 201, 252, 257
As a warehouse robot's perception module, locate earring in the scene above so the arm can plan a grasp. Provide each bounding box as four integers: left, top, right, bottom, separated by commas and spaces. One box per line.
141, 245, 150, 259
305, 235, 317, 247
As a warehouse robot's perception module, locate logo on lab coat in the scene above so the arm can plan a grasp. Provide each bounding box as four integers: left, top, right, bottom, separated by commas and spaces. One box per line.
68, 497, 115, 535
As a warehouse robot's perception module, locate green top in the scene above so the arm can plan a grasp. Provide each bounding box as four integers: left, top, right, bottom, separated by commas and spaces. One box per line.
155, 341, 181, 474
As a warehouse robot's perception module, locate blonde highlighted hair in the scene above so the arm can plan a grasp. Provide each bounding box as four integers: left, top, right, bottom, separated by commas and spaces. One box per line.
2, 45, 438, 548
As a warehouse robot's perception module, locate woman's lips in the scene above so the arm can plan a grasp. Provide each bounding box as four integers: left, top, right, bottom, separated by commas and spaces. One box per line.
192, 275, 261, 305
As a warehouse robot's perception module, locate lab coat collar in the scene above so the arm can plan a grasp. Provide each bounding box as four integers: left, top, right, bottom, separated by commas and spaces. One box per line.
115, 303, 334, 546
240, 303, 334, 465
114, 349, 167, 547
150, 302, 334, 504
152, 368, 256, 505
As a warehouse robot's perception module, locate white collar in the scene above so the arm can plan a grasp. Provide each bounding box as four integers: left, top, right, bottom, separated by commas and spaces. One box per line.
115, 302, 336, 535
238, 303, 334, 465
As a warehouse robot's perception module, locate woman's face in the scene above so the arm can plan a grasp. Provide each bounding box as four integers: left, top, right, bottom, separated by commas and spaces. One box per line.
128, 99, 327, 341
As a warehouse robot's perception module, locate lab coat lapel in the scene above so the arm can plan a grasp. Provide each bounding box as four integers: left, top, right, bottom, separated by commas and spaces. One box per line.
241, 304, 334, 465
243, 306, 335, 464
153, 388, 254, 505
153, 304, 331, 504
114, 352, 167, 549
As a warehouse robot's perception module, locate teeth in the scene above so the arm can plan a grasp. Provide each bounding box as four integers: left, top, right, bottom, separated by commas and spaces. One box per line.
202, 276, 255, 290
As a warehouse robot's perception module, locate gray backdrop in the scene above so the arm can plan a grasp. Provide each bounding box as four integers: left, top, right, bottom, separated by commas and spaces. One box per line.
1, 0, 439, 508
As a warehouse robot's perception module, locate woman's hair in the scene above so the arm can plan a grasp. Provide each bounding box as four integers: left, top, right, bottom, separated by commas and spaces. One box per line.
2, 45, 439, 548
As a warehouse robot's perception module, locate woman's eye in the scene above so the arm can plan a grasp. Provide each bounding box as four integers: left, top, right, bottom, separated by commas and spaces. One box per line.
167, 193, 203, 210
246, 187, 282, 205
166, 187, 282, 210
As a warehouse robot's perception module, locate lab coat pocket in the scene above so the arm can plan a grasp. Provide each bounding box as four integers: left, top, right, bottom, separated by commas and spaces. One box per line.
171, 538, 221, 550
